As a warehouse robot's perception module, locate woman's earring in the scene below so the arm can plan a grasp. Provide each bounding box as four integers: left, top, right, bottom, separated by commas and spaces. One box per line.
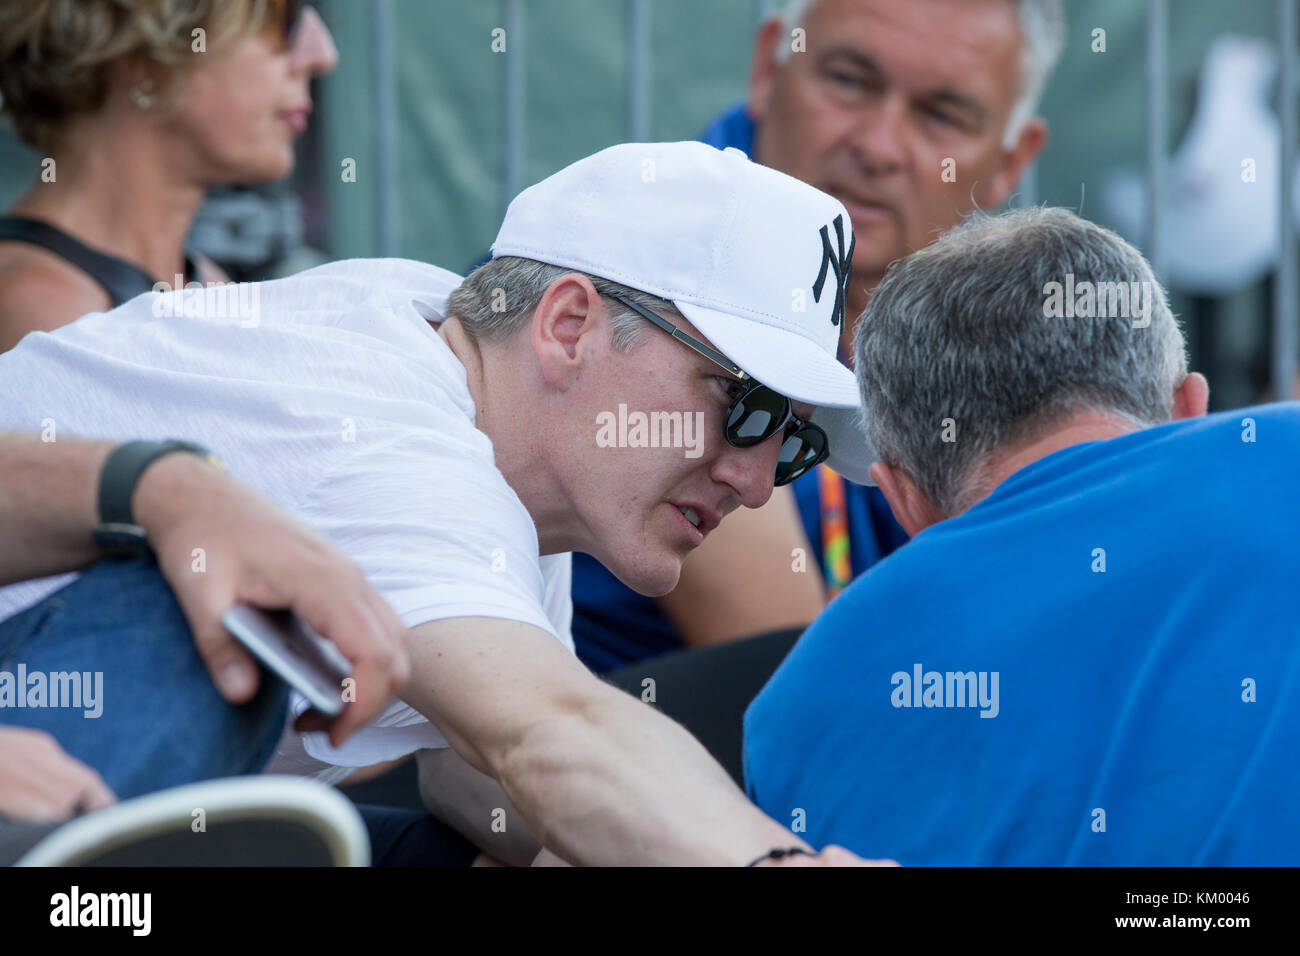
130, 79, 157, 110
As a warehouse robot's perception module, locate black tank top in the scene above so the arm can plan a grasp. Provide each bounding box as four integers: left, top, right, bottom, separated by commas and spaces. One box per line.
0, 215, 198, 308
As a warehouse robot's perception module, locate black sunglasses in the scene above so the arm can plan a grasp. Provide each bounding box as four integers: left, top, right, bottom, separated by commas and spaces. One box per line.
609, 294, 829, 486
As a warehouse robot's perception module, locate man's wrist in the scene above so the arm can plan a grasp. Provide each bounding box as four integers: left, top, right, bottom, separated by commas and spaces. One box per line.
131, 449, 223, 539
93, 441, 218, 556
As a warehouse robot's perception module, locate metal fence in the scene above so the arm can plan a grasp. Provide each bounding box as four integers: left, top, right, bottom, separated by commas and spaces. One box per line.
365, 0, 1300, 398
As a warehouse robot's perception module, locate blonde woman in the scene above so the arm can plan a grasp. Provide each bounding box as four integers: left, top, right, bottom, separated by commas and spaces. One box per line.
0, 0, 336, 350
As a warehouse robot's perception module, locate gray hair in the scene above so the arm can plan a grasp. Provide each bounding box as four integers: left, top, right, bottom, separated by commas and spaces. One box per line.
447, 256, 677, 349
773, 0, 1065, 149
855, 206, 1188, 516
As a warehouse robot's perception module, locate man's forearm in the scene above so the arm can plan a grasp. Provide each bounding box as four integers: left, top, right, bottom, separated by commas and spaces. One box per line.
493, 682, 807, 866
417, 747, 542, 865
406, 617, 809, 867
0, 433, 114, 585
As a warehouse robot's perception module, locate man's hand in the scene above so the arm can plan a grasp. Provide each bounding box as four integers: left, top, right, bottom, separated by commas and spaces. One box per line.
133, 453, 411, 747
531, 848, 571, 866
0, 727, 116, 821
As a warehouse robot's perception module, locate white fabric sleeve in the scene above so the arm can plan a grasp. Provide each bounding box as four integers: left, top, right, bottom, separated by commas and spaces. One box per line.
302, 426, 558, 637
290, 426, 563, 767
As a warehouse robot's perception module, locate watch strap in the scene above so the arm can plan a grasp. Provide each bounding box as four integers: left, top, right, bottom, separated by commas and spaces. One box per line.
95, 441, 212, 553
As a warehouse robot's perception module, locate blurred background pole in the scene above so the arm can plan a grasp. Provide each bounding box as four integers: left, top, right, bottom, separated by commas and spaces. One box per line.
628, 0, 651, 141
1145, 0, 1167, 279
1011, 164, 1038, 209
371, 0, 397, 257
1274, 0, 1298, 401
504, 0, 526, 210
1019, 164, 1038, 209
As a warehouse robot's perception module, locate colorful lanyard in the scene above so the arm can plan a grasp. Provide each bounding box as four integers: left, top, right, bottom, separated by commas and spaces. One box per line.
818, 331, 856, 599
818, 465, 851, 599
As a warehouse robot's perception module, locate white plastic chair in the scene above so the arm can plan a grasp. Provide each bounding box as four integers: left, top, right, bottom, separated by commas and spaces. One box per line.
15, 775, 369, 867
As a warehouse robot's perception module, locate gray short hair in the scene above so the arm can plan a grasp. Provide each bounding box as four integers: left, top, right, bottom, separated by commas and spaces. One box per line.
773, 0, 1065, 149
855, 206, 1188, 516
447, 256, 678, 349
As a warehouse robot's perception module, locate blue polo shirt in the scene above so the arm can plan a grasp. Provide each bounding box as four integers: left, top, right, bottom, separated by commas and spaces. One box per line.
571, 103, 906, 673
744, 404, 1300, 865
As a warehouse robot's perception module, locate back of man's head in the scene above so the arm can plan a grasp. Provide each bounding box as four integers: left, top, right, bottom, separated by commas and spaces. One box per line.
448, 255, 669, 350
856, 206, 1190, 518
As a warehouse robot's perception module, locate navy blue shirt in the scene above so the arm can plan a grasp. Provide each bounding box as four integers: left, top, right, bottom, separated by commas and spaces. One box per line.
745, 404, 1300, 865
571, 102, 906, 673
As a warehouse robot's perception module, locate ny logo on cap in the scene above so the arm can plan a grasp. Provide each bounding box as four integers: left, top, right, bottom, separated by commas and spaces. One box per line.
813, 214, 855, 327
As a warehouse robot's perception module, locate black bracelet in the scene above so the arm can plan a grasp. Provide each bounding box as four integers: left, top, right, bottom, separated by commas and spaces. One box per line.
97, 440, 211, 527
745, 847, 812, 867
92, 440, 214, 557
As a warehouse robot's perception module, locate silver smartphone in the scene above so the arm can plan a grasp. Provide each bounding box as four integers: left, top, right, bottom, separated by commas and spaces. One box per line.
221, 604, 352, 717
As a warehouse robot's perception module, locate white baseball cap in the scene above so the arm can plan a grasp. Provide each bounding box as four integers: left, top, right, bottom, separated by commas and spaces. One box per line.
490, 141, 877, 485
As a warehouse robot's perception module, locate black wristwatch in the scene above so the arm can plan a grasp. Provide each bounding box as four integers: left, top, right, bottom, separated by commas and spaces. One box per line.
93, 440, 219, 557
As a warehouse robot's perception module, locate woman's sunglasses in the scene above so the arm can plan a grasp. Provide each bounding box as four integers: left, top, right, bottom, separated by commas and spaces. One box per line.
275, 0, 310, 46
609, 294, 830, 486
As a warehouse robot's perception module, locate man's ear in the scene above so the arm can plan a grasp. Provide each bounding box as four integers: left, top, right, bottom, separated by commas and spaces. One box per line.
982, 117, 1048, 209
1171, 371, 1210, 420
747, 16, 787, 123
869, 460, 943, 538
530, 273, 605, 391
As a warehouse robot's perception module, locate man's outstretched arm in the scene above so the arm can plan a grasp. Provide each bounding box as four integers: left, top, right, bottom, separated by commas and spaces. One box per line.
404, 616, 878, 867
416, 747, 541, 865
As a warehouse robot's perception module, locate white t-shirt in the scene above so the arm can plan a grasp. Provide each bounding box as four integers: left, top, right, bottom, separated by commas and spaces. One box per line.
0, 257, 574, 778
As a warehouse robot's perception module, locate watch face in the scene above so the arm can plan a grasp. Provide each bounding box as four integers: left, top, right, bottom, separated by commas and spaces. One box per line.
92, 524, 151, 558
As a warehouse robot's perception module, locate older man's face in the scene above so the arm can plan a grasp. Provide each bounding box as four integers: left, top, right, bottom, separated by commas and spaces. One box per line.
751, 0, 1033, 286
